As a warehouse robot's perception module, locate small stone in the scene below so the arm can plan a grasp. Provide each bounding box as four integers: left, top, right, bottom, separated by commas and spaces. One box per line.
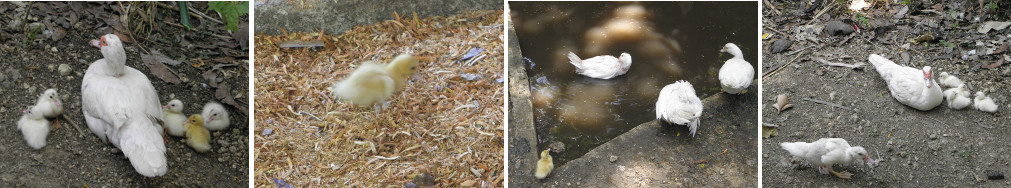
825, 20, 855, 36
929, 133, 937, 140
770, 39, 792, 54
987, 171, 1005, 180
609, 155, 619, 163
548, 142, 566, 153
51, 47, 58, 52
58, 64, 71, 76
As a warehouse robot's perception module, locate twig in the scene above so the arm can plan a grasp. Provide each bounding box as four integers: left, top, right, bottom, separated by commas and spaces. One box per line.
805, 2, 837, 25
763, 0, 782, 16
763, 48, 807, 79
156, 2, 223, 24
803, 98, 853, 111
814, 57, 865, 69
60, 113, 85, 136
187, 5, 224, 24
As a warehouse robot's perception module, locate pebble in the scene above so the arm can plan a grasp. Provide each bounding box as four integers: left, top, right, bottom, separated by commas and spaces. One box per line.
609, 155, 618, 163
58, 64, 71, 76
770, 39, 792, 54
825, 20, 855, 36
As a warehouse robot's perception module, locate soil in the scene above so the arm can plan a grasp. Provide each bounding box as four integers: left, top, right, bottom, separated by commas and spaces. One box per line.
762, 1, 1011, 187
0, 2, 248, 187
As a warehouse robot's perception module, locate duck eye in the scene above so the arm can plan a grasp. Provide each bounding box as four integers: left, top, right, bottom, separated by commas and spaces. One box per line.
410, 66, 416, 70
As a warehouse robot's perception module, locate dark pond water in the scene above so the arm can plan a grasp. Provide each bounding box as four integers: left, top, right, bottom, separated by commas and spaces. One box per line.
510, 1, 758, 164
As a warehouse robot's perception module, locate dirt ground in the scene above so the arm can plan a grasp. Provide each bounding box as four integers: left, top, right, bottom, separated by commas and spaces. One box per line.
762, 1, 1010, 187
0, 2, 248, 187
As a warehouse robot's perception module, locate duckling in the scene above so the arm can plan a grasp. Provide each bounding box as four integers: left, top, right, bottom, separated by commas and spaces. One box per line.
162, 99, 187, 137
17, 105, 50, 150
945, 84, 971, 110
973, 91, 998, 113
535, 149, 554, 179
36, 89, 63, 118
201, 102, 230, 131
937, 72, 964, 88
328, 54, 419, 108
183, 114, 211, 153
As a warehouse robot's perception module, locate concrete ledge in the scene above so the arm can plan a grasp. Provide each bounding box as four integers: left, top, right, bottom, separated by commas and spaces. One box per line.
254, 0, 501, 35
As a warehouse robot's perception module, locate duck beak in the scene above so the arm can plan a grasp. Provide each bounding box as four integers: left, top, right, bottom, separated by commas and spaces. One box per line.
863, 155, 873, 165
54, 100, 60, 106
90, 39, 102, 48
162, 105, 169, 109
206, 117, 213, 122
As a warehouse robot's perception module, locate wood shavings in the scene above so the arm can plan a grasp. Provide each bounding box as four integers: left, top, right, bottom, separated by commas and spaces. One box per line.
254, 10, 504, 187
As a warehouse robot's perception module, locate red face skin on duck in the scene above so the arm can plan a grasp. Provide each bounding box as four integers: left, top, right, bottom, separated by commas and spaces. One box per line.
923, 69, 933, 88
90, 35, 108, 48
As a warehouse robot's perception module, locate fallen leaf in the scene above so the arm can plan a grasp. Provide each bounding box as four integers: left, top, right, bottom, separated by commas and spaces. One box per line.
113, 31, 133, 43
762, 123, 779, 138
140, 52, 181, 84
215, 82, 240, 113
203, 69, 220, 88
460, 180, 477, 187
146, 50, 182, 65
983, 59, 1004, 69
978, 21, 1011, 33
995, 44, 1007, 54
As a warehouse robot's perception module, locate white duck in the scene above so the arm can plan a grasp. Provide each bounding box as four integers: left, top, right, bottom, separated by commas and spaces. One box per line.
867, 54, 942, 111
36, 89, 63, 118
718, 43, 754, 94
780, 138, 874, 179
17, 105, 50, 150
937, 72, 964, 88
655, 80, 703, 136
82, 34, 167, 177
973, 91, 998, 113
943, 84, 971, 110
201, 102, 230, 131
163, 99, 187, 137
566, 52, 632, 79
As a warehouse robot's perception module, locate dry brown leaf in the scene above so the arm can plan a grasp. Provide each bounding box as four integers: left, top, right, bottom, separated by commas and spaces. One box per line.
984, 59, 1004, 69
140, 52, 181, 84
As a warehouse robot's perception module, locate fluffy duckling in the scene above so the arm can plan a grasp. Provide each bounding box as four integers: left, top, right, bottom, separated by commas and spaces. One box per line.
183, 114, 211, 153
973, 91, 998, 113
36, 89, 63, 118
938, 72, 964, 88
944, 84, 971, 110
718, 43, 755, 94
17, 105, 50, 150
535, 149, 554, 179
162, 99, 187, 137
328, 54, 419, 107
201, 102, 230, 131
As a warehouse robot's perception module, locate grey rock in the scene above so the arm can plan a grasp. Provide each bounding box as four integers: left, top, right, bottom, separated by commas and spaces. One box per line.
825, 21, 855, 36
770, 39, 792, 54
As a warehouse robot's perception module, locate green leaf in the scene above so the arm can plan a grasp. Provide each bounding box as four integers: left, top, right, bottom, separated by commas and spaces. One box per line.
179, 2, 192, 29
207, 1, 249, 32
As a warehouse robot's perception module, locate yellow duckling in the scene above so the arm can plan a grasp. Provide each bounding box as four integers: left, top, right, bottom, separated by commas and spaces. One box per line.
183, 114, 211, 153
328, 54, 419, 107
535, 149, 554, 179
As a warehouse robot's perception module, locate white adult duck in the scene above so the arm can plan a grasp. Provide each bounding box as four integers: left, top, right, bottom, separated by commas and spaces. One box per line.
718, 43, 754, 94
780, 138, 874, 179
867, 54, 942, 111
566, 52, 631, 79
655, 80, 703, 136
82, 34, 167, 177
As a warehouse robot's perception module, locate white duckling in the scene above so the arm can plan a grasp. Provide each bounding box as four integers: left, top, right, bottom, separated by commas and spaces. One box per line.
867, 54, 942, 111
17, 105, 50, 150
780, 138, 874, 179
973, 91, 998, 113
944, 84, 971, 110
329, 54, 419, 108
937, 72, 964, 88
201, 102, 230, 131
36, 88, 63, 118
718, 43, 755, 94
82, 34, 167, 177
566, 52, 632, 79
655, 80, 704, 136
162, 99, 187, 137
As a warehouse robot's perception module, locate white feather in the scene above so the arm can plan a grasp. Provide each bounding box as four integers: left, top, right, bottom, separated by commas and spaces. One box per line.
867, 54, 942, 111
18, 105, 50, 150
201, 102, 231, 131
163, 99, 187, 137
718, 43, 754, 94
567, 52, 632, 79
655, 80, 703, 136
